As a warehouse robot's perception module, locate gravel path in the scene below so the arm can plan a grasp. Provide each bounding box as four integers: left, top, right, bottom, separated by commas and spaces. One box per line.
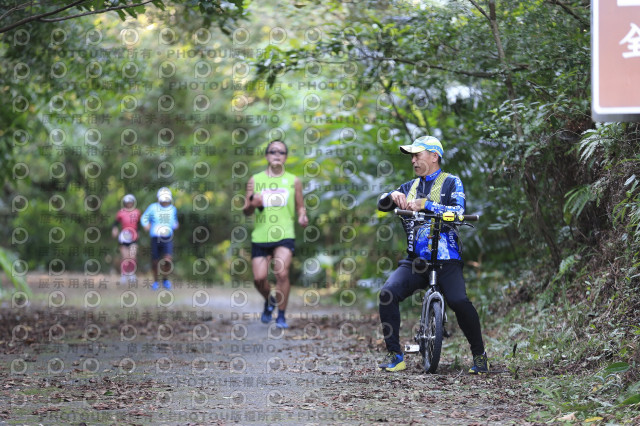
0, 274, 535, 425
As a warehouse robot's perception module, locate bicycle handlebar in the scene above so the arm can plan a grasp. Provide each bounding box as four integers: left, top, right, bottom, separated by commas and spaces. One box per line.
394, 208, 480, 222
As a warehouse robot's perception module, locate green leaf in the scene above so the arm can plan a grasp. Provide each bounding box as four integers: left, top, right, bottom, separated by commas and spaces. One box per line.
626, 380, 640, 394
152, 0, 166, 11
618, 394, 640, 406
532, 385, 555, 398
603, 362, 630, 374
552, 254, 578, 283
125, 7, 138, 18
563, 185, 594, 221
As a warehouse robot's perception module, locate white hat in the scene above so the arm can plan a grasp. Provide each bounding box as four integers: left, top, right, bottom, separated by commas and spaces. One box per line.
123, 194, 136, 203
399, 136, 444, 157
157, 187, 172, 202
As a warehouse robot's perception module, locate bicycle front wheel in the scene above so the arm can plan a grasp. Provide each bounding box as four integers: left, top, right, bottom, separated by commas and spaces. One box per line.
422, 300, 443, 373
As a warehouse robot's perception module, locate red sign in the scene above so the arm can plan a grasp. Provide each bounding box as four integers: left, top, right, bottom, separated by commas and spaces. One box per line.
593, 0, 640, 121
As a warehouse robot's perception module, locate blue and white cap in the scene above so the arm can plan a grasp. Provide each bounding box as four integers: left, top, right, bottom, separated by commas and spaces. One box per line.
399, 136, 444, 157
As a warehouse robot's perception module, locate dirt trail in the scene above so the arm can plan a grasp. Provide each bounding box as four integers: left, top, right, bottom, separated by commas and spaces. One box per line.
0, 274, 535, 425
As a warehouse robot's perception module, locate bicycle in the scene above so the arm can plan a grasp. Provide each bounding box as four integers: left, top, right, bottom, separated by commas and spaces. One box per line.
394, 208, 479, 374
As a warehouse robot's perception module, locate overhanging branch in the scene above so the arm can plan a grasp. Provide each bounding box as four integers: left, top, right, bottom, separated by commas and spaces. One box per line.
38, 0, 156, 23
546, 0, 589, 29
0, 0, 156, 33
360, 53, 525, 79
0, 0, 88, 33
0, 1, 40, 23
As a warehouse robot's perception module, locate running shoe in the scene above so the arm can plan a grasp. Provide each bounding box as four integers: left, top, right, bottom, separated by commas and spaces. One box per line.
468, 353, 490, 374
162, 279, 172, 289
275, 315, 289, 329
260, 295, 276, 323
378, 352, 406, 372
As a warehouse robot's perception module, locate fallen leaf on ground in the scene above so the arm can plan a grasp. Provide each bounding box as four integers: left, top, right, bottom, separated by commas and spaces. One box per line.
558, 412, 577, 421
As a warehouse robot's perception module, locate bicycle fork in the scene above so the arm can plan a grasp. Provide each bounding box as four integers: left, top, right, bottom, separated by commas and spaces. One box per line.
405, 271, 447, 354
425, 268, 447, 331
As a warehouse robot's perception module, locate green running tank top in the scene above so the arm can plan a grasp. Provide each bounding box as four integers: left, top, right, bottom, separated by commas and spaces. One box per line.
251, 171, 296, 243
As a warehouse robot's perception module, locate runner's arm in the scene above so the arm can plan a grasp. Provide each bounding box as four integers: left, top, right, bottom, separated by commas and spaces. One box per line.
242, 176, 263, 216
171, 206, 179, 231
111, 217, 120, 238
294, 176, 308, 227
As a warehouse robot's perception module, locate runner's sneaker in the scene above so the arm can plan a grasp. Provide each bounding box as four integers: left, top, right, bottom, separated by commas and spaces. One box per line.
275, 315, 289, 329
261, 295, 277, 323
151, 281, 159, 290
162, 279, 172, 289
378, 352, 406, 372
468, 353, 490, 375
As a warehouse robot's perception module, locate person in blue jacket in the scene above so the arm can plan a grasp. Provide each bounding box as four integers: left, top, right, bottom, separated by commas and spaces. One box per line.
141, 187, 179, 290
376, 136, 488, 374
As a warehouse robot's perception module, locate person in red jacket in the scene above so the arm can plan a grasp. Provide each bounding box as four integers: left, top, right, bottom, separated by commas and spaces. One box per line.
112, 194, 141, 284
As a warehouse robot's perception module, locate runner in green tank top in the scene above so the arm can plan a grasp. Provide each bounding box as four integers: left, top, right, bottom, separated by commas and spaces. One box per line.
242, 141, 308, 329
250, 170, 296, 243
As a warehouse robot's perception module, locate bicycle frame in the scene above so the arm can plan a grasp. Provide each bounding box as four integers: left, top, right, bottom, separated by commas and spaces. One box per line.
394, 209, 478, 370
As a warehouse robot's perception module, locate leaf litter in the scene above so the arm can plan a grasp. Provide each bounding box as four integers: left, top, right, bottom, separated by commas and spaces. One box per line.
0, 280, 540, 424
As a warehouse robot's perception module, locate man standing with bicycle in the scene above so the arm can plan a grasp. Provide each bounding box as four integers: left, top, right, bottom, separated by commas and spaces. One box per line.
376, 136, 489, 374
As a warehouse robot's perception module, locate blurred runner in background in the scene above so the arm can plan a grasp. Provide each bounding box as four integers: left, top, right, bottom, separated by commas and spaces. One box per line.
112, 194, 141, 284
141, 187, 179, 290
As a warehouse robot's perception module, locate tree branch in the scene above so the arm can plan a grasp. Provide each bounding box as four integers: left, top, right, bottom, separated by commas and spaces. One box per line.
0, 1, 39, 23
38, 0, 156, 23
377, 76, 413, 138
546, 0, 589, 29
346, 30, 504, 79
358, 53, 530, 79
412, 62, 501, 79
0, 0, 88, 34
467, 0, 490, 21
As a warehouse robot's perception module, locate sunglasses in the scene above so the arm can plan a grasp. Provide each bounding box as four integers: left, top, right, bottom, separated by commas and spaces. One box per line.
267, 150, 287, 155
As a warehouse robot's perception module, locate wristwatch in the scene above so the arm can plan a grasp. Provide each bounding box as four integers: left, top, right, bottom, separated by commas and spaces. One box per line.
249, 194, 263, 211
